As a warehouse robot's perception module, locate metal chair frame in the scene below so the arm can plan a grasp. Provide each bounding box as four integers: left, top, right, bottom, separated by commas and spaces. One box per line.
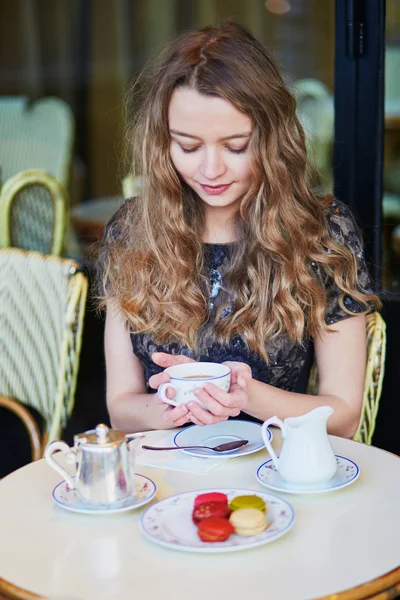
0, 169, 67, 256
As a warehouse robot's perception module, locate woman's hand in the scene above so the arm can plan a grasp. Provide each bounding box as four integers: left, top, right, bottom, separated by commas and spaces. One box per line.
188, 361, 252, 426
149, 353, 252, 427
148, 352, 195, 427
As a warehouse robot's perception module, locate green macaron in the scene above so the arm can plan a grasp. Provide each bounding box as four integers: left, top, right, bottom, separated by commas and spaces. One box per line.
229, 494, 267, 513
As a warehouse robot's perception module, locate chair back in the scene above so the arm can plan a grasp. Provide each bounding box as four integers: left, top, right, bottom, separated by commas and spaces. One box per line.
353, 312, 386, 444
385, 46, 400, 113
294, 78, 334, 191
0, 248, 88, 457
0, 169, 67, 255
0, 96, 74, 187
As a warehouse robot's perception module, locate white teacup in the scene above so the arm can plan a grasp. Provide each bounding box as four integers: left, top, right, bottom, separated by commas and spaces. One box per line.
158, 362, 231, 410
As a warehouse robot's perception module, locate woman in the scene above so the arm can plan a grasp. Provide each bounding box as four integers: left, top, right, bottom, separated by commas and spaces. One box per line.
98, 21, 380, 437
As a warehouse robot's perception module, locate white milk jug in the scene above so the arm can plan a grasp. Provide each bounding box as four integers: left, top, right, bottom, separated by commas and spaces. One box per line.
261, 406, 337, 486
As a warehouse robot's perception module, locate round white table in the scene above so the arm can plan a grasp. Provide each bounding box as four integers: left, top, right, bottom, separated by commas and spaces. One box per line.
1, 430, 400, 600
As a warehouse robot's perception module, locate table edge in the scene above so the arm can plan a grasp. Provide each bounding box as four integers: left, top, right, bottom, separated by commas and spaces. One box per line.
0, 578, 44, 600
318, 565, 400, 600
2, 566, 400, 600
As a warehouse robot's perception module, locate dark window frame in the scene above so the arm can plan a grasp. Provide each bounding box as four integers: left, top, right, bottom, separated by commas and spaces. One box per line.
334, 0, 385, 290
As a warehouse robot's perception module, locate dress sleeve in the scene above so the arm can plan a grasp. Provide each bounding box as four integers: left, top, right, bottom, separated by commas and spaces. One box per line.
322, 198, 376, 325
102, 198, 133, 245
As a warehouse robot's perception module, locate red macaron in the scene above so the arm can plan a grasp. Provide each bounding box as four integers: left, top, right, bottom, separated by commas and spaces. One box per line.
197, 517, 235, 542
192, 501, 231, 525
194, 492, 228, 508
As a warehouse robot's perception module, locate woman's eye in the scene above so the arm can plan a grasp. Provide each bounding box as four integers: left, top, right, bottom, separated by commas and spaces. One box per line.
178, 145, 247, 154
227, 146, 248, 154
180, 146, 199, 154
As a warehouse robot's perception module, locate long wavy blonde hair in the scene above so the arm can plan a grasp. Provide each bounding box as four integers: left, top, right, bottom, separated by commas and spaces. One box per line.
98, 21, 379, 362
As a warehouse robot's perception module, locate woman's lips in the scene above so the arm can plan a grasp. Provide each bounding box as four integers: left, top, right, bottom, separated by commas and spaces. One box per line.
200, 183, 233, 195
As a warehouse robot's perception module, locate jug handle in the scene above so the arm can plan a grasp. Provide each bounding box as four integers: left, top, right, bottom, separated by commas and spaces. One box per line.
261, 416, 288, 471
44, 441, 76, 489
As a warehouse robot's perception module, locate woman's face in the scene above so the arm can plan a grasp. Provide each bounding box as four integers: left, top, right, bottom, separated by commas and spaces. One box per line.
169, 87, 253, 217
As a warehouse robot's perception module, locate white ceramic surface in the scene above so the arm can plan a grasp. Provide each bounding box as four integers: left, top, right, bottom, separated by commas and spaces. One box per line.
158, 362, 231, 409
140, 487, 294, 553
173, 420, 269, 458
52, 473, 156, 514
256, 455, 360, 494
261, 406, 337, 486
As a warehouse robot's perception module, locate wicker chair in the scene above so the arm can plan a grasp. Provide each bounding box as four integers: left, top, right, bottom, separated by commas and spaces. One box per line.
307, 312, 386, 444
0, 169, 68, 256
0, 96, 74, 186
0, 248, 88, 460
294, 78, 334, 193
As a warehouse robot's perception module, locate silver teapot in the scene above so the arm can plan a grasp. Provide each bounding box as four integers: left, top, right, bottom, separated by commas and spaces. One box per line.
44, 424, 143, 507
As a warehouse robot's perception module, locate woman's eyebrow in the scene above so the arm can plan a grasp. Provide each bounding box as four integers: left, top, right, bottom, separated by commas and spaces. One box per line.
169, 129, 251, 141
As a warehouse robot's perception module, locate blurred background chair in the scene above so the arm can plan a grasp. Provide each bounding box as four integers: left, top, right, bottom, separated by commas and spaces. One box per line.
385, 46, 400, 121
0, 248, 88, 460
0, 169, 67, 256
121, 174, 142, 199
294, 78, 334, 194
0, 96, 73, 187
307, 312, 386, 445
0, 96, 82, 257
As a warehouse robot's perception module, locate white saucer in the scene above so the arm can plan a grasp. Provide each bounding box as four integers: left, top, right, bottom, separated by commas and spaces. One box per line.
140, 487, 295, 553
256, 455, 360, 494
174, 420, 270, 458
52, 473, 157, 514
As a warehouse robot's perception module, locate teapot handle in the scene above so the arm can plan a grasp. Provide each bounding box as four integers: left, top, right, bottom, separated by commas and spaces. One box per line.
261, 416, 287, 471
44, 441, 76, 489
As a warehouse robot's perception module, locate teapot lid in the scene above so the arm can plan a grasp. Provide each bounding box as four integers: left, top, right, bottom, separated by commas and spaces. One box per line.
74, 424, 125, 447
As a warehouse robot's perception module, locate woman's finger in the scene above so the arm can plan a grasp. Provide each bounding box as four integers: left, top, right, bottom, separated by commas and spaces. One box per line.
163, 404, 189, 426
172, 413, 192, 426
201, 383, 242, 408
148, 371, 171, 390
187, 411, 206, 426
187, 401, 228, 425
193, 388, 240, 417
152, 352, 195, 368
223, 361, 252, 378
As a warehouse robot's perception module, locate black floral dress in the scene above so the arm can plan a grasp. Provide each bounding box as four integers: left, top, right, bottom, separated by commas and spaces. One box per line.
102, 198, 375, 421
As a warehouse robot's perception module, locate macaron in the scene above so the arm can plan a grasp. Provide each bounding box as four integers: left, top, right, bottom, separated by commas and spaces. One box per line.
197, 517, 235, 542
229, 494, 267, 514
192, 501, 231, 525
229, 508, 268, 537
194, 492, 228, 508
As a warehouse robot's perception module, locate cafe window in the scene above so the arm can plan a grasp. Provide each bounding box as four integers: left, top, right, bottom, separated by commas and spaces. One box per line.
383, 0, 400, 291
0, 0, 335, 202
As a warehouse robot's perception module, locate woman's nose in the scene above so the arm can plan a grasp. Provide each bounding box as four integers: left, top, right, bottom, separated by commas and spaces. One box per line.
199, 149, 227, 180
